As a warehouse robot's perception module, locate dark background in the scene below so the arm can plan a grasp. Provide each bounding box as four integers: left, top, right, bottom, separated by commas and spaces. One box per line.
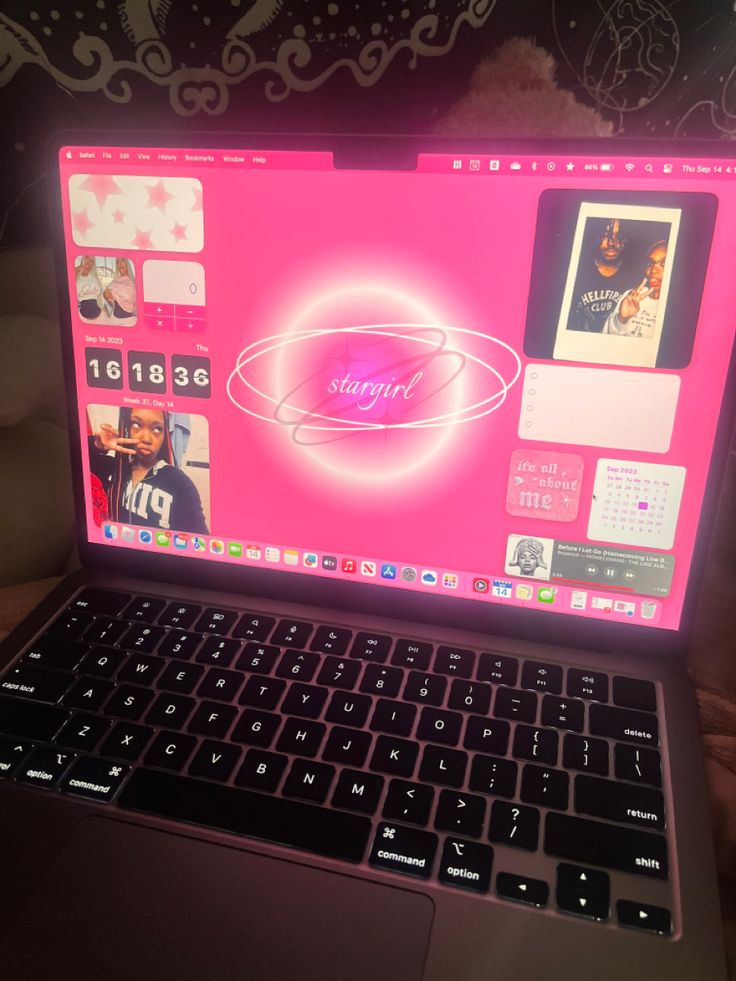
1, 0, 735, 247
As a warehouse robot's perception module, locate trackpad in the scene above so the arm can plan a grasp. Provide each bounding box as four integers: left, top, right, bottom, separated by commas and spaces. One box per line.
2, 817, 434, 981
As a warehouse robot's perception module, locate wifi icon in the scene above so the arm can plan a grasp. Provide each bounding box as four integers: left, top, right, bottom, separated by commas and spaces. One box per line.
625, 163, 635, 172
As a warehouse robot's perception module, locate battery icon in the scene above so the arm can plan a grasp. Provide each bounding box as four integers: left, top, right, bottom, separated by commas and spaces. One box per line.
600, 163, 613, 172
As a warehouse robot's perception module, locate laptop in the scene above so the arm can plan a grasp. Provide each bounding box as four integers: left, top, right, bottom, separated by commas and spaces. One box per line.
0, 133, 732, 981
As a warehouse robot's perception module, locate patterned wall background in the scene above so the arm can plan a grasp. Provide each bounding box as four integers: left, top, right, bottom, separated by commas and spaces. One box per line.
1, 0, 734, 246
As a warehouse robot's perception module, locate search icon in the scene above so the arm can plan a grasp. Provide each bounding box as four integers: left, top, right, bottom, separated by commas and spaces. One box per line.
645, 163, 654, 173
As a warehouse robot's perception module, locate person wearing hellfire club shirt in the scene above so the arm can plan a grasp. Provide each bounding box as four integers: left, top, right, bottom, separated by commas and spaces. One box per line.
603, 240, 668, 338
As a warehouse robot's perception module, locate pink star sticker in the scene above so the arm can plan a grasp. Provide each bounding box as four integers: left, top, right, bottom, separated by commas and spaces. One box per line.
191, 185, 203, 212
72, 209, 94, 238
111, 208, 125, 224
146, 179, 175, 214
130, 228, 154, 250
78, 174, 122, 210
171, 222, 188, 242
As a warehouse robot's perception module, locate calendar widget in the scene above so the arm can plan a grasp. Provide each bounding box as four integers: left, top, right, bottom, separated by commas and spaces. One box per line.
171, 355, 211, 398
588, 460, 686, 550
127, 351, 167, 394
143, 260, 206, 333
85, 347, 123, 390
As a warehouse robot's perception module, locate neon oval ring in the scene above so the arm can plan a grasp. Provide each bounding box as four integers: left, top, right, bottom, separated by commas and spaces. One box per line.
226, 324, 521, 431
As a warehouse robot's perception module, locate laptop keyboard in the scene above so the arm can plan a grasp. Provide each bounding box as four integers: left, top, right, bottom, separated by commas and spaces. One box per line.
0, 587, 672, 935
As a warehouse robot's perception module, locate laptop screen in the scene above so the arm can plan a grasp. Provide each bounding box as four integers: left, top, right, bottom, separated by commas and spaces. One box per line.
57, 143, 735, 632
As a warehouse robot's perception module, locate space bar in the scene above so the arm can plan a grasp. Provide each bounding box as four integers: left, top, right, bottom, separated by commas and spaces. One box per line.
118, 768, 372, 863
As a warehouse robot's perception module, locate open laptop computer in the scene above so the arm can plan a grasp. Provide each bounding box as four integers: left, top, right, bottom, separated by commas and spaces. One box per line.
0, 133, 733, 980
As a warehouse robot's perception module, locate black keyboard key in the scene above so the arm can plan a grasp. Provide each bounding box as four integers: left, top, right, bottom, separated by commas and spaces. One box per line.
144, 731, 197, 771
575, 775, 665, 830
589, 704, 659, 746
281, 683, 328, 719
64, 677, 115, 712
567, 669, 609, 703
17, 747, 75, 788
488, 801, 539, 851
283, 759, 335, 804
563, 734, 609, 776
119, 624, 165, 653
275, 718, 325, 757
0, 738, 33, 778
196, 636, 241, 668
448, 680, 492, 715
47, 609, 94, 639
614, 744, 662, 787
117, 654, 165, 686
544, 813, 668, 878
322, 726, 372, 767
370, 735, 419, 778
276, 649, 321, 683
159, 602, 201, 629
120, 767, 371, 863
146, 693, 195, 730
332, 769, 383, 814
157, 631, 201, 661
383, 779, 434, 825
435, 790, 486, 837
271, 619, 313, 648
477, 653, 518, 686
469, 755, 518, 799
513, 725, 558, 765
403, 672, 447, 707
416, 707, 462, 747
369, 823, 437, 879
0, 695, 66, 741
617, 900, 672, 935
463, 717, 509, 755
392, 639, 432, 670
494, 687, 537, 724
325, 691, 372, 728
104, 685, 155, 721
496, 873, 548, 907
310, 626, 352, 657
232, 613, 276, 642
370, 699, 416, 737
613, 676, 657, 713
434, 646, 475, 679
316, 657, 361, 690
236, 643, 280, 675
197, 668, 244, 703
83, 617, 128, 647
238, 676, 286, 711
57, 713, 110, 751
232, 709, 281, 748
541, 695, 584, 732
195, 608, 238, 635
418, 745, 467, 788
80, 646, 127, 679
60, 756, 130, 802
157, 660, 205, 694
349, 632, 392, 664
521, 765, 569, 810
71, 588, 131, 616
187, 702, 238, 739
23, 637, 86, 671
235, 750, 287, 793
556, 884, 609, 920
1, 665, 73, 704
521, 661, 563, 694
100, 722, 153, 762
188, 739, 242, 782
122, 595, 166, 623
360, 664, 403, 698
439, 839, 493, 894
557, 863, 610, 896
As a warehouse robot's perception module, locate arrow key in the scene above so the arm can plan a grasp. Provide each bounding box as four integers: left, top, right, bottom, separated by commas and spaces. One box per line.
496, 872, 549, 907
617, 899, 671, 934
439, 838, 493, 893
557, 863, 609, 896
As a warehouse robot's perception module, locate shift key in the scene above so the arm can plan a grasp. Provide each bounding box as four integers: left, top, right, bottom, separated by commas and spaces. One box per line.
545, 813, 668, 879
